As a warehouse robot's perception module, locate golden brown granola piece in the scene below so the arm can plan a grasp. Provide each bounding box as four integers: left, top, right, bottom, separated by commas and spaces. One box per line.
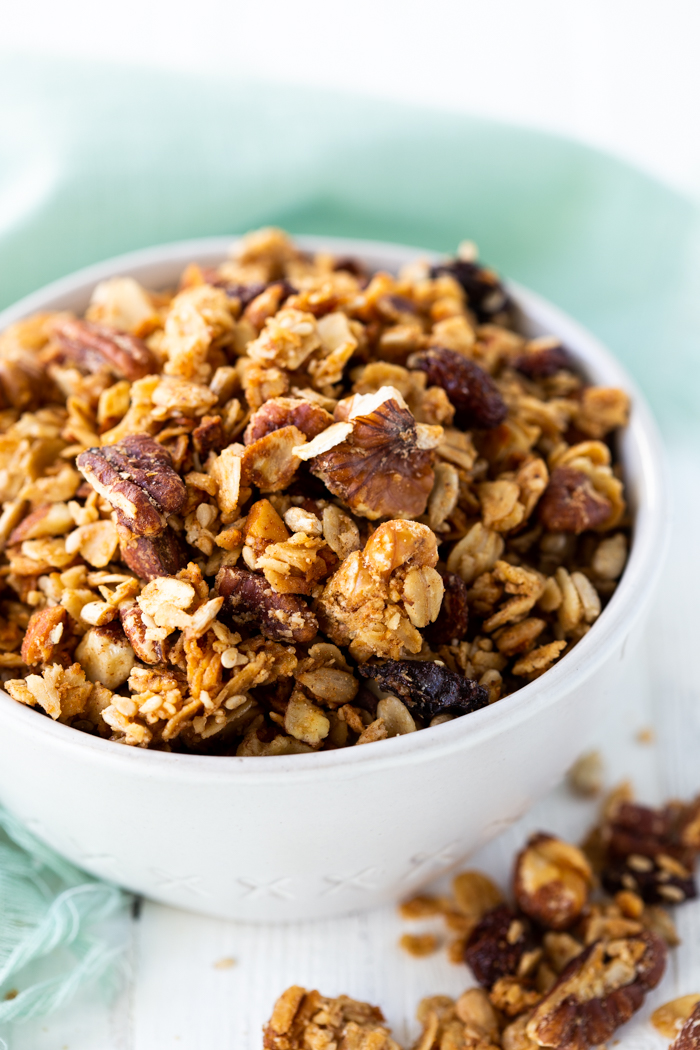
6, 662, 98, 721
414, 990, 501, 1050
317, 519, 443, 661
651, 995, 700, 1042
263, 986, 399, 1050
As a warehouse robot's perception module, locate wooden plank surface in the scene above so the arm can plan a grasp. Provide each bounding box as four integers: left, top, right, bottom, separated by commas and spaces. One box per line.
3, 450, 699, 1050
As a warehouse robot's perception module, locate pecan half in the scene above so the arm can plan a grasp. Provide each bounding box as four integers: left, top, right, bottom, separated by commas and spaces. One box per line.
243, 397, 333, 445
425, 570, 469, 644
192, 415, 227, 460
408, 347, 507, 430
117, 524, 186, 580
215, 565, 318, 643
300, 387, 441, 520
464, 905, 535, 989
77, 435, 187, 537
357, 659, 488, 721
538, 466, 612, 533
514, 833, 593, 930
52, 318, 157, 380
21, 606, 69, 666
430, 259, 511, 322
602, 856, 697, 906
526, 931, 667, 1050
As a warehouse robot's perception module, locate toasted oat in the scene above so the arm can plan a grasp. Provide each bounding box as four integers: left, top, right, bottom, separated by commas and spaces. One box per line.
0, 229, 631, 753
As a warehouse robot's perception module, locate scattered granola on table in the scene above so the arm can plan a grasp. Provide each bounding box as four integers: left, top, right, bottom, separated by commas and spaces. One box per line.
395, 783, 700, 1048
0, 228, 632, 753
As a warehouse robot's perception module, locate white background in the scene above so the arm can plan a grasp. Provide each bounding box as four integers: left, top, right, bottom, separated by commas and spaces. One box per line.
3, 0, 700, 199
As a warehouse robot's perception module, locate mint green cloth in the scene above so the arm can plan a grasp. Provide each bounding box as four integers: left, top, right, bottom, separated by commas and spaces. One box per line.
0, 807, 125, 1041
0, 52, 699, 1038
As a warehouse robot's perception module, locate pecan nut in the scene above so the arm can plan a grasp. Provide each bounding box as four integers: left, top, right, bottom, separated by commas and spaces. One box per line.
120, 605, 169, 664
299, 387, 441, 520
21, 606, 69, 666
117, 524, 186, 581
358, 658, 488, 721
77, 435, 187, 537
243, 397, 334, 445
526, 931, 667, 1050
215, 566, 318, 643
52, 318, 157, 380
192, 415, 227, 460
514, 833, 593, 930
408, 346, 508, 430
538, 466, 612, 533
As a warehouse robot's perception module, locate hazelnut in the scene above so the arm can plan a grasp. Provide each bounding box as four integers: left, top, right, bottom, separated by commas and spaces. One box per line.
514, 833, 593, 930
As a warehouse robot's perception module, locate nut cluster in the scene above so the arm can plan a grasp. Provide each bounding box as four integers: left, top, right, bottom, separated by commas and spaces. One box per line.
0, 228, 630, 753
394, 782, 700, 1049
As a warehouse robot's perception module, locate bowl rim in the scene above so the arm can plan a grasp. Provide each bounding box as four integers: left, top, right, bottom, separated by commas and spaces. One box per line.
0, 234, 668, 784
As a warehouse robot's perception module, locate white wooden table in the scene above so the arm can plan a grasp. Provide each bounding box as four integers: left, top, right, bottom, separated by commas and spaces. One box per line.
3, 449, 699, 1050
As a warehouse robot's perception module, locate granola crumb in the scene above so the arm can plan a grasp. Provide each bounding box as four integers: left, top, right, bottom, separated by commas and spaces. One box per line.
398, 933, 440, 957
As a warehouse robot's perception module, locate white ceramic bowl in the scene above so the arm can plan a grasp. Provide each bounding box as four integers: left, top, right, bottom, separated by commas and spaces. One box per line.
0, 236, 666, 922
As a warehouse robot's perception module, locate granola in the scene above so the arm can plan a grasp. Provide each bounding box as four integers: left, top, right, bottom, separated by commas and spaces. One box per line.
0, 229, 631, 753
394, 783, 700, 1049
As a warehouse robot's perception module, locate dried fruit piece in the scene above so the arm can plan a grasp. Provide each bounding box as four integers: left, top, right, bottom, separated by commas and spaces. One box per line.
215, 566, 317, 643
409, 346, 508, 429
358, 659, 488, 721
431, 258, 511, 322
514, 343, 572, 378
464, 905, 535, 989
77, 435, 187, 537
425, 571, 469, 644
52, 318, 158, 380
514, 833, 593, 930
539, 465, 612, 534
21, 606, 69, 666
243, 396, 333, 445
299, 387, 441, 520
525, 931, 666, 1050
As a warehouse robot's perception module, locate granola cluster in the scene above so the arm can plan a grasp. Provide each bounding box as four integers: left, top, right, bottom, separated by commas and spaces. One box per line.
396, 783, 700, 1049
0, 228, 631, 753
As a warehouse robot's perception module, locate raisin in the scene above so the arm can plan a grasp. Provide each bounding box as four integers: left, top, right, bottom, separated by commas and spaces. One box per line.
464, 905, 534, 989
425, 571, 469, 644
408, 347, 507, 430
430, 259, 510, 323
513, 345, 573, 379
357, 659, 488, 720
